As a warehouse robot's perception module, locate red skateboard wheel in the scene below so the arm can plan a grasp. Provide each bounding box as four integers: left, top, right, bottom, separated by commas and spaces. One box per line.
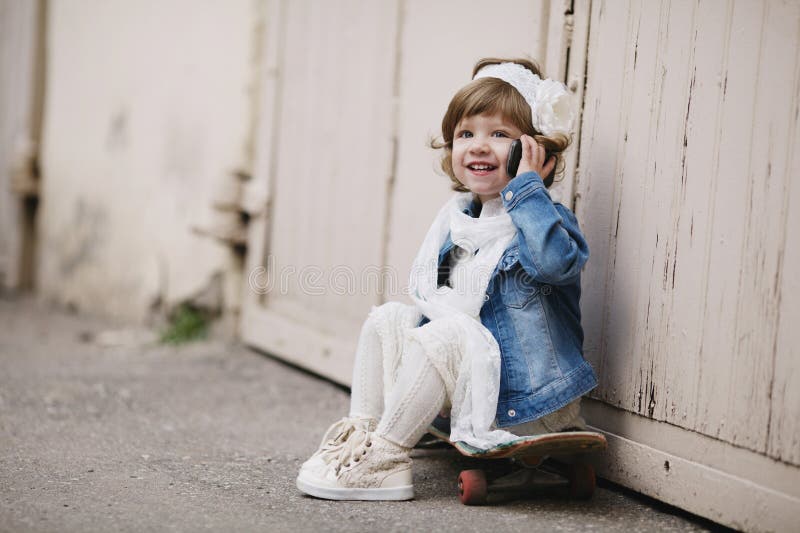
458, 469, 488, 505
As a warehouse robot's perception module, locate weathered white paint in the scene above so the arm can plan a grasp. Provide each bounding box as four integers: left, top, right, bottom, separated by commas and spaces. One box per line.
576, 0, 800, 529
38, 0, 257, 321
769, 76, 800, 466
578, 0, 800, 464
0, 0, 42, 291
241, 0, 400, 382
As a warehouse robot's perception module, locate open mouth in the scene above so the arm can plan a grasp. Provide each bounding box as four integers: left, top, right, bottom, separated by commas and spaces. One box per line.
467, 163, 497, 171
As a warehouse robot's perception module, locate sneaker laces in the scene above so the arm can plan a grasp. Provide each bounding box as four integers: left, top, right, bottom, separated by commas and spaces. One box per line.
315, 417, 373, 464
326, 429, 373, 475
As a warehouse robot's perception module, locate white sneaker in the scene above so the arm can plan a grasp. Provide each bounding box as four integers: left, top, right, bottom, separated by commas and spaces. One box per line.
296, 430, 413, 501
299, 416, 377, 475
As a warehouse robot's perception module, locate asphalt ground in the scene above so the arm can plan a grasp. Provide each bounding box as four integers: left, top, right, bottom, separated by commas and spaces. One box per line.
0, 295, 724, 532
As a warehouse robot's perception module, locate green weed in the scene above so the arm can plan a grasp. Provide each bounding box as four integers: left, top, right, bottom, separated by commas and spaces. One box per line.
160, 304, 208, 344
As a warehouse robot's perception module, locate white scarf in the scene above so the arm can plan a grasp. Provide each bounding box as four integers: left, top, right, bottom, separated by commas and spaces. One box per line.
409, 193, 519, 449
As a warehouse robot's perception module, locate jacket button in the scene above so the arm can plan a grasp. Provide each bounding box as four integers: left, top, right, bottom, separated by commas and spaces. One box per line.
484, 295, 489, 302
508, 409, 516, 417
504, 191, 513, 201
541, 285, 552, 295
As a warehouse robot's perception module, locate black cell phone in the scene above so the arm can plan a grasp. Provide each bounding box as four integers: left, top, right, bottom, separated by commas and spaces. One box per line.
506, 139, 523, 178
506, 138, 555, 187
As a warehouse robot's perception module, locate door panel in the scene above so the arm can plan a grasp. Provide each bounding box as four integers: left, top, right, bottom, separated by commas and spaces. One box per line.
241, 0, 400, 382
576, 1, 800, 529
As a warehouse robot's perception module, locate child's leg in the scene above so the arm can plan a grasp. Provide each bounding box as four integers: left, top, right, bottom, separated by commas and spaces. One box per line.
349, 302, 422, 419
296, 318, 456, 501
346, 309, 386, 420
375, 335, 446, 448
300, 302, 420, 475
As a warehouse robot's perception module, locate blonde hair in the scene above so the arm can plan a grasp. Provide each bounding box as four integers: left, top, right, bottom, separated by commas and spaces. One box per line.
430, 57, 571, 190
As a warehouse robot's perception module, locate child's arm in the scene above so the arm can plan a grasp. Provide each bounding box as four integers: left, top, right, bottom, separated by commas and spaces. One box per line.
501, 136, 589, 284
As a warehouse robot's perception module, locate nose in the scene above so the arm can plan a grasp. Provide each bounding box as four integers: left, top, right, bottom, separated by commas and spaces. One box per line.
468, 136, 490, 153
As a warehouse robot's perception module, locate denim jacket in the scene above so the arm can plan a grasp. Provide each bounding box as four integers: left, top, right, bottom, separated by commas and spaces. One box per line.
420, 171, 597, 427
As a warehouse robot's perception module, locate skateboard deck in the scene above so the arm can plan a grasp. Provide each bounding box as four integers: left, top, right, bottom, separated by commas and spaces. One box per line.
428, 423, 607, 461
426, 420, 607, 505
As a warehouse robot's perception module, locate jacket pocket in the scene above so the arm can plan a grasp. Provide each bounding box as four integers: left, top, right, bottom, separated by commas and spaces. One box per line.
496, 249, 540, 309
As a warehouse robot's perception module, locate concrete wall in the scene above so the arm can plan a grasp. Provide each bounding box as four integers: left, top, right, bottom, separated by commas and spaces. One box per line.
37, 0, 259, 321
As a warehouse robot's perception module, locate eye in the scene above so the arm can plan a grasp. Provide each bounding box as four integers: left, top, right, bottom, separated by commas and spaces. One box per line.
492, 131, 510, 138
456, 130, 473, 139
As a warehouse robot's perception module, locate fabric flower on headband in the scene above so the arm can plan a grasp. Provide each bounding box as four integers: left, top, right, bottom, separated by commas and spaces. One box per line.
473, 62, 574, 136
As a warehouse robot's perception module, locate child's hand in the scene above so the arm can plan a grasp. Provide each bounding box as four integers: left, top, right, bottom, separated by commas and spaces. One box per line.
515, 134, 556, 180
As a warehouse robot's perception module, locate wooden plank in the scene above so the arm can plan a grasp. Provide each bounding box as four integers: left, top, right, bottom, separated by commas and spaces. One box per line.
616, 0, 697, 421
766, 2, 800, 466
691, 0, 798, 453
642, 0, 699, 423
678, 0, 757, 442
651, 0, 732, 432
722, 0, 800, 455
242, 0, 399, 380
575, 0, 638, 408
266, 0, 398, 329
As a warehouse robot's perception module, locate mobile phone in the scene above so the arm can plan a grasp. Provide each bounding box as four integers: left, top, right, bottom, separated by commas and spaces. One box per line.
506, 138, 555, 187
506, 139, 523, 178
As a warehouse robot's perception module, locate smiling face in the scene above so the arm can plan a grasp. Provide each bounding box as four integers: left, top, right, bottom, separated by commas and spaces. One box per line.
451, 112, 524, 203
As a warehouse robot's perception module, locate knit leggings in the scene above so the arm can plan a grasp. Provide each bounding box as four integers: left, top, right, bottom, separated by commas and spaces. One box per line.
348, 302, 584, 449
348, 302, 446, 448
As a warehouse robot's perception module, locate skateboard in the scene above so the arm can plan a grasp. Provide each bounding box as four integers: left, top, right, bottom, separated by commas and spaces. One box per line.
426, 418, 607, 505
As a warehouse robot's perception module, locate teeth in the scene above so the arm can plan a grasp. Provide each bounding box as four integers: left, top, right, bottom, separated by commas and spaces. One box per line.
469, 164, 494, 170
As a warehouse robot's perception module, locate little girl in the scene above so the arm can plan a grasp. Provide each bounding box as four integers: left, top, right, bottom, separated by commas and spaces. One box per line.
296, 57, 596, 501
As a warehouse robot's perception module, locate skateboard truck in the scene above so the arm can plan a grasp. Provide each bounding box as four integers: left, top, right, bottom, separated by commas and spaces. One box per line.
457, 458, 598, 505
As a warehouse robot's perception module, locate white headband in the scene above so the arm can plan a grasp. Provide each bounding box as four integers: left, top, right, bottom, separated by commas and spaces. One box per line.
473, 62, 573, 136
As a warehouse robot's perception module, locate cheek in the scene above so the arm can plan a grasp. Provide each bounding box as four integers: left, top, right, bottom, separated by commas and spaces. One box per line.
495, 145, 513, 179
447, 152, 462, 179
497, 144, 511, 163
450, 146, 466, 167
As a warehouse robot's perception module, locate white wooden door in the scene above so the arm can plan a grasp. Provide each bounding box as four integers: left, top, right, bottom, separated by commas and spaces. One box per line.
241, 0, 567, 382
240, 0, 401, 383
576, 1, 800, 530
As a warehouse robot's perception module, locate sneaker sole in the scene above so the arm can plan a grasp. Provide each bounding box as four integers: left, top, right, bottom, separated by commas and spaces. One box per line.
296, 474, 414, 501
